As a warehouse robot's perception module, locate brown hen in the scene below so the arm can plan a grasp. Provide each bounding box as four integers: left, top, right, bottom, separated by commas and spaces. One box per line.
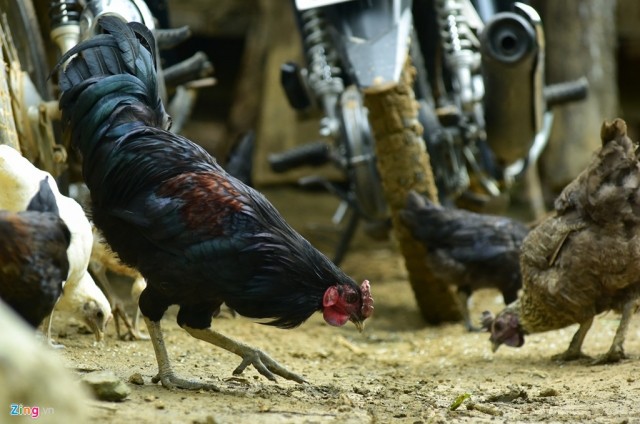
485, 118, 640, 364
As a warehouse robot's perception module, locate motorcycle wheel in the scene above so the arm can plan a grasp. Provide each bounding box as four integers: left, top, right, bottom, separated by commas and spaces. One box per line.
363, 59, 463, 324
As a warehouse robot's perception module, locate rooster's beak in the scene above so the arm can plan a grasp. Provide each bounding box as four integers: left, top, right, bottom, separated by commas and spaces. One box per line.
491, 341, 501, 353
354, 320, 365, 333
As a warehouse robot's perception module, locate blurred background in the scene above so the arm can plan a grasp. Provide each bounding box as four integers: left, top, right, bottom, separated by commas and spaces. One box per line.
167, 0, 636, 208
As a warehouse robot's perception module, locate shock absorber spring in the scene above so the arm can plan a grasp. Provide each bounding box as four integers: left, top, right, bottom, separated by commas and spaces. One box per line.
300, 8, 344, 102
49, 0, 82, 28
434, 0, 481, 110
49, 0, 82, 55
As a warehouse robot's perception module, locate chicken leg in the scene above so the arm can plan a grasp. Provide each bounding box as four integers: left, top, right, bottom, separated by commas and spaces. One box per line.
551, 317, 593, 362
144, 317, 219, 390
592, 299, 635, 365
457, 289, 479, 332
91, 263, 148, 340
183, 326, 308, 384
41, 305, 64, 349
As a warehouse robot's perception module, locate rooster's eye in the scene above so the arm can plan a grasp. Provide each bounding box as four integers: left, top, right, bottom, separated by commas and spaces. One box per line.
345, 293, 358, 304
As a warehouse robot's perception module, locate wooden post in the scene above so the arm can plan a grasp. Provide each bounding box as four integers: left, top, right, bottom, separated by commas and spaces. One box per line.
532, 0, 619, 195
363, 62, 462, 324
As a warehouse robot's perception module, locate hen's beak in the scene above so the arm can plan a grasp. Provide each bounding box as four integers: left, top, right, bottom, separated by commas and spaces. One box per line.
86, 319, 104, 343
491, 341, 501, 353
354, 320, 365, 333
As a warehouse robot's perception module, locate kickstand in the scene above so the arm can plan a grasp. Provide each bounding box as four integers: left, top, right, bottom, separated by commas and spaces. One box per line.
332, 210, 359, 266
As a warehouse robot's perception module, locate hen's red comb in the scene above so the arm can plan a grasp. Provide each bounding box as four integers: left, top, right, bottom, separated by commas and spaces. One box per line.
361, 280, 373, 318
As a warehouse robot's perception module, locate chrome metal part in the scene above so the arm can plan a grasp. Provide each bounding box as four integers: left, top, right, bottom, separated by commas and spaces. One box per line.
300, 7, 344, 138
80, 0, 156, 39
435, 0, 483, 114
339, 86, 387, 221
49, 0, 82, 54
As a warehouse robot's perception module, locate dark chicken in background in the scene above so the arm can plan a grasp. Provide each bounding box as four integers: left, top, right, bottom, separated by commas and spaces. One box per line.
400, 191, 528, 331
485, 119, 640, 364
55, 16, 372, 389
0, 178, 71, 328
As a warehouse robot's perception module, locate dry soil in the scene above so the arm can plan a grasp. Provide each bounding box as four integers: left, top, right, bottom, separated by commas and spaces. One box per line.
53, 189, 640, 424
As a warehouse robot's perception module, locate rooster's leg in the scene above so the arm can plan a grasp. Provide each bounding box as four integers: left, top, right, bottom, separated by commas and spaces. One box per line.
551, 317, 593, 362
593, 300, 634, 365
457, 289, 479, 332
184, 325, 308, 384
144, 317, 219, 391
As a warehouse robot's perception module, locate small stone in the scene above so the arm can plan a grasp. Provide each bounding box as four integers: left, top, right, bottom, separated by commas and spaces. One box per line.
530, 370, 548, 379
487, 386, 528, 403
259, 403, 271, 412
538, 388, 559, 397
144, 395, 157, 402
128, 372, 145, 385
467, 402, 503, 416
155, 402, 165, 410
81, 370, 131, 402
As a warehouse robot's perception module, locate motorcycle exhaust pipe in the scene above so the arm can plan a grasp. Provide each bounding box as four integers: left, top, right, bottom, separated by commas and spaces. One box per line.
480, 6, 544, 166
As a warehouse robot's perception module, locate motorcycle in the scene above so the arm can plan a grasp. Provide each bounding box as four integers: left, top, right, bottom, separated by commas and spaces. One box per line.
270, 0, 587, 322
0, 0, 213, 180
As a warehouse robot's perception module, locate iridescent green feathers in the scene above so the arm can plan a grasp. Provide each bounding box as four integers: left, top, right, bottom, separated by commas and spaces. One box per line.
55, 15, 166, 157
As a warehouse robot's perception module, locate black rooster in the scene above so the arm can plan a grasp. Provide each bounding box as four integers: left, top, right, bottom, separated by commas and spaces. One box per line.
400, 191, 528, 331
0, 178, 71, 327
55, 16, 372, 389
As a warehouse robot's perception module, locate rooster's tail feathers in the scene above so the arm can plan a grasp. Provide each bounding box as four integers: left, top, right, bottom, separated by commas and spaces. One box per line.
98, 17, 157, 72
56, 15, 157, 79
55, 15, 165, 158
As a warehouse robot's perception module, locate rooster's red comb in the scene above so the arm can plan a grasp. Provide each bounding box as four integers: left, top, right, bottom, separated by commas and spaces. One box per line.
361, 280, 373, 318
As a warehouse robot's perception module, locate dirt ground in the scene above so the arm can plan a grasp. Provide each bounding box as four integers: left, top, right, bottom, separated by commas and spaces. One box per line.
52, 189, 640, 424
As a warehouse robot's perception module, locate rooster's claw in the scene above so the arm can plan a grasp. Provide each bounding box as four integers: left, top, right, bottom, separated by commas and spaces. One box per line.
233, 348, 308, 384
151, 370, 219, 391
184, 326, 309, 385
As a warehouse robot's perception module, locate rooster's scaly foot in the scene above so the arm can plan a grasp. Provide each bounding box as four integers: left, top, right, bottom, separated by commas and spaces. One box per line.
233, 347, 308, 384
151, 370, 219, 391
